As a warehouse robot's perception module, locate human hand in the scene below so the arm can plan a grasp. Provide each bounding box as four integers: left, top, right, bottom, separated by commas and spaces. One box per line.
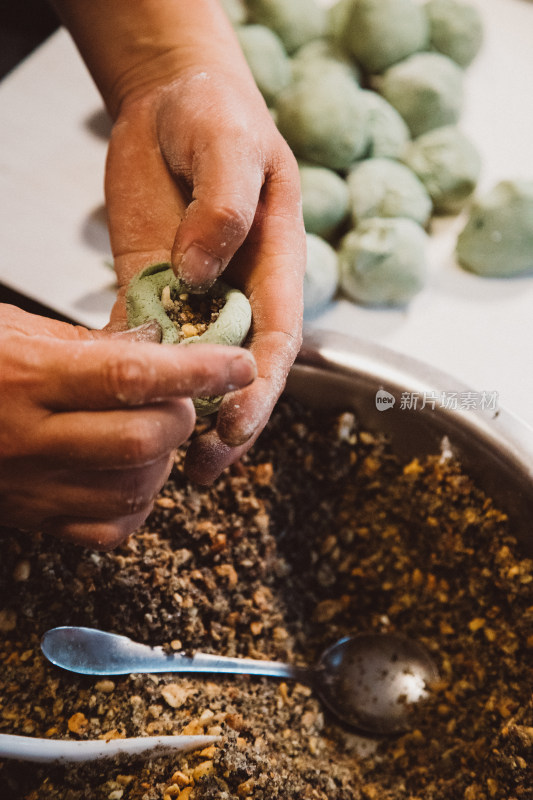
104, 62, 306, 483
0, 305, 256, 549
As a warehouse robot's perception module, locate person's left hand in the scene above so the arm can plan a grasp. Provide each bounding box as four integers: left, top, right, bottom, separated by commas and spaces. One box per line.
104, 63, 306, 483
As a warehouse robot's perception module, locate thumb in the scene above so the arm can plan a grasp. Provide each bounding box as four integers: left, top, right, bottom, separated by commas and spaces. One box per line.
168, 141, 263, 291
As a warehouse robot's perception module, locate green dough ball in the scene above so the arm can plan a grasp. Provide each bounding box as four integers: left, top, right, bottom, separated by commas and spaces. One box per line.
327, 0, 355, 42
236, 25, 291, 105
247, 0, 327, 55
303, 233, 339, 316
346, 158, 432, 227
299, 162, 350, 237
358, 89, 411, 159
126, 263, 252, 415
290, 56, 358, 87
377, 52, 464, 137
456, 180, 533, 277
339, 217, 428, 306
275, 71, 368, 170
342, 0, 430, 74
219, 0, 247, 26
291, 38, 361, 84
425, 0, 484, 68
402, 125, 481, 213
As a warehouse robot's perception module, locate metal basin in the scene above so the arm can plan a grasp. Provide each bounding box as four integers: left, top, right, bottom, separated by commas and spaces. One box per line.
287, 330, 533, 555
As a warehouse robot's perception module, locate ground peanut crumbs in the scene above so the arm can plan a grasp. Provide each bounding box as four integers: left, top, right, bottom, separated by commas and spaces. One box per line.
0, 397, 531, 799
161, 285, 225, 340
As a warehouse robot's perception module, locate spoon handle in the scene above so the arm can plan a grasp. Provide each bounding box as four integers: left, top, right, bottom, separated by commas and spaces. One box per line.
0, 733, 220, 763
41, 627, 310, 682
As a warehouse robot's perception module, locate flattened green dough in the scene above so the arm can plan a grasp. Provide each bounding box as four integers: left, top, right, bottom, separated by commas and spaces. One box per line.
126, 263, 252, 415
456, 181, 533, 277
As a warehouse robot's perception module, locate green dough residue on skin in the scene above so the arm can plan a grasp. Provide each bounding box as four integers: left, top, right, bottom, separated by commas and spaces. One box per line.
376, 52, 464, 138
338, 217, 428, 306
236, 24, 291, 105
126, 263, 252, 415
299, 162, 350, 238
346, 157, 432, 228
341, 0, 430, 74
303, 232, 340, 316
358, 89, 411, 159
456, 181, 533, 277
275, 70, 368, 170
402, 125, 481, 213
247, 0, 327, 55
425, 0, 484, 68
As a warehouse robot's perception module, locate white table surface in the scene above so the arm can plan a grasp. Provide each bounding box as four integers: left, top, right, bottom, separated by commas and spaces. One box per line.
1, 0, 532, 425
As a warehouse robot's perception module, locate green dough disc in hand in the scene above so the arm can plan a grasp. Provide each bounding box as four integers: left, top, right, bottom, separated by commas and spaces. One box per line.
126, 263, 252, 415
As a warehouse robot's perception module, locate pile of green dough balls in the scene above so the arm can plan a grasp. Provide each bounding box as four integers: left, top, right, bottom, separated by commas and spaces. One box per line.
224, 0, 533, 312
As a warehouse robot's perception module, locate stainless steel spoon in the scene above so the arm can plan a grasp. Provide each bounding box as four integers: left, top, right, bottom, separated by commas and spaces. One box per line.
41, 627, 439, 735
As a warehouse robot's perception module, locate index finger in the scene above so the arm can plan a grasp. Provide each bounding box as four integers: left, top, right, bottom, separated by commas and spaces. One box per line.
35, 339, 257, 410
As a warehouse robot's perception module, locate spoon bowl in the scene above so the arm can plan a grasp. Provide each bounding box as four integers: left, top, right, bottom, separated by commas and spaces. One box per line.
315, 633, 439, 734
41, 627, 438, 734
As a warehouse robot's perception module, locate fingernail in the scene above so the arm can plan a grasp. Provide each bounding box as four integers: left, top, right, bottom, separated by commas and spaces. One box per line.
112, 321, 162, 343
220, 426, 257, 448
177, 244, 223, 291
228, 352, 257, 390
129, 321, 163, 342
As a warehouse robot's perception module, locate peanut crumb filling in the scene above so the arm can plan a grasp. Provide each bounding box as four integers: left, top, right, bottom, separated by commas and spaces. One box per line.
0, 397, 531, 799
161, 285, 225, 341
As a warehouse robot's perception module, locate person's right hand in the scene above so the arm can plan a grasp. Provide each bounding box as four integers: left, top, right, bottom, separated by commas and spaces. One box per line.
0, 304, 256, 550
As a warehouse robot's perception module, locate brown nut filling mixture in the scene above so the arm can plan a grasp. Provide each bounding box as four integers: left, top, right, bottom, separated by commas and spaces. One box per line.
0, 396, 531, 800
161, 286, 225, 340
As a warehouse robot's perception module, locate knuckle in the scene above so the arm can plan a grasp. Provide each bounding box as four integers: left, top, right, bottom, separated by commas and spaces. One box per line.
169, 397, 196, 442
209, 201, 253, 242
273, 145, 300, 184
115, 471, 154, 517
103, 352, 154, 405
117, 416, 164, 466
